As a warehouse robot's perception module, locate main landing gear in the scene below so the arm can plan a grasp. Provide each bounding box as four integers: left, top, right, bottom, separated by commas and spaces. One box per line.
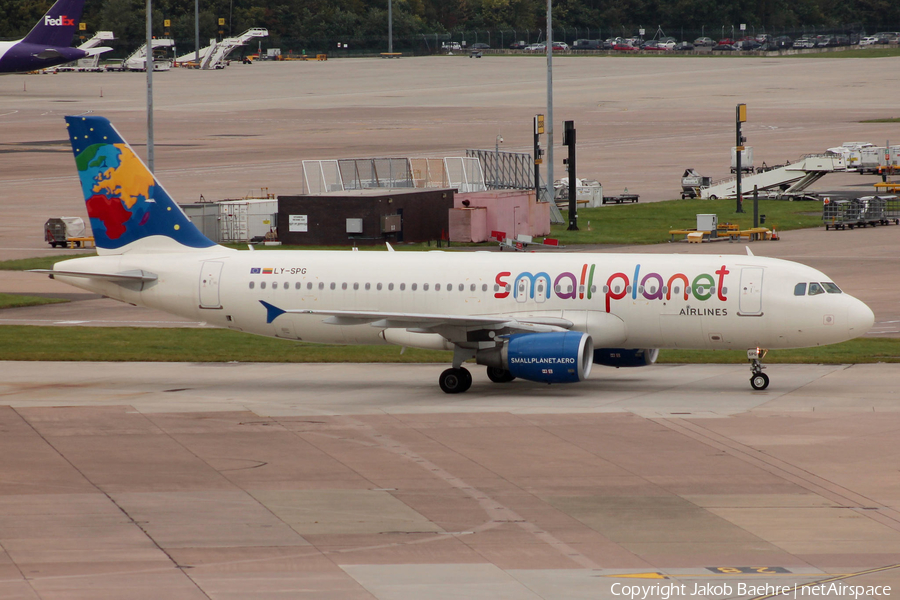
486, 367, 516, 383
439, 367, 472, 394
748, 347, 769, 390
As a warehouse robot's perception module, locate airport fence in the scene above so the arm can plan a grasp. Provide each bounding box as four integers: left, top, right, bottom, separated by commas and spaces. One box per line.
94, 21, 894, 60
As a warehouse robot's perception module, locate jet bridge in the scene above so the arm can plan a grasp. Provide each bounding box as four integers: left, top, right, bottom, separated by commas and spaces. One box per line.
700, 154, 847, 199
176, 28, 268, 69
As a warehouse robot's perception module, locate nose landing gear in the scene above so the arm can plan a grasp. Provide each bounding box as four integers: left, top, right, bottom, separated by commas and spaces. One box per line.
748, 348, 769, 390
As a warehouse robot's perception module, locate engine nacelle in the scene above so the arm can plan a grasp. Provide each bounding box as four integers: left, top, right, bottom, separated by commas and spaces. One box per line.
593, 348, 659, 368
478, 332, 594, 384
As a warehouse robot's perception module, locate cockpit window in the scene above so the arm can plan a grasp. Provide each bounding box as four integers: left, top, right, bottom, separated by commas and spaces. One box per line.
808, 282, 825, 296
794, 283, 807, 296
822, 282, 842, 294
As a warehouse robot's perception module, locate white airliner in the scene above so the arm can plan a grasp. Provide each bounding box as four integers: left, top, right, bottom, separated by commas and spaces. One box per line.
35, 116, 875, 393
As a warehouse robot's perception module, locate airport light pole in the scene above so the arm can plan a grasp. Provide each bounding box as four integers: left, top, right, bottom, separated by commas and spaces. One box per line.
564, 120, 578, 230
146, 0, 154, 173
388, 0, 393, 53
735, 103, 746, 213
194, 0, 199, 63
546, 0, 554, 203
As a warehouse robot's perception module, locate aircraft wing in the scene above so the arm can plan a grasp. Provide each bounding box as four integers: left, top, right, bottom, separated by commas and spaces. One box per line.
260, 301, 572, 333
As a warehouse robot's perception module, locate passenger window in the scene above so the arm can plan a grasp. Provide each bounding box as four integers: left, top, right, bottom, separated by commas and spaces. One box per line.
388, 283, 394, 291
307, 282, 313, 290
808, 283, 824, 296
330, 282, 335, 290
249, 281, 255, 289
482, 284, 487, 292
261, 282, 266, 290
365, 283, 371, 290
319, 282, 324, 290
823, 282, 842, 294
400, 283, 405, 291
376, 283, 382, 291
794, 283, 807, 296
434, 284, 440, 291
412, 283, 417, 291
342, 283, 348, 290
423, 283, 429, 291
295, 282, 301, 290
353, 283, 359, 290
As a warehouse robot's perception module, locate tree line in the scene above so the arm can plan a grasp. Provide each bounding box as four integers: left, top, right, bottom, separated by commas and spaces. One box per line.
1, 0, 896, 55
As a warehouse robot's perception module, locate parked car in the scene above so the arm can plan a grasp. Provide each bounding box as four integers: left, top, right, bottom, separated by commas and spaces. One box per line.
551, 42, 569, 51
524, 43, 546, 53
793, 36, 817, 48
767, 35, 793, 49
509, 40, 527, 50
470, 43, 490, 50
717, 38, 735, 45
713, 43, 739, 52
573, 39, 603, 50
640, 40, 663, 51
674, 41, 694, 51
860, 36, 879, 46
735, 39, 761, 50
693, 36, 715, 46
612, 41, 638, 51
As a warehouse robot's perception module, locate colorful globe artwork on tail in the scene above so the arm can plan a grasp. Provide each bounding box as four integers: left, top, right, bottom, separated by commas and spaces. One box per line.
65, 116, 215, 250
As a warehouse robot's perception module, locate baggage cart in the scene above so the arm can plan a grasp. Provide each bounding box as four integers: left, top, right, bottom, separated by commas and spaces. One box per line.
857, 196, 886, 226
822, 199, 861, 230
880, 195, 900, 224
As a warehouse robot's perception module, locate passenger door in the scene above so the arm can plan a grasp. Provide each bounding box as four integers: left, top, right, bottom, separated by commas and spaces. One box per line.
737, 267, 764, 316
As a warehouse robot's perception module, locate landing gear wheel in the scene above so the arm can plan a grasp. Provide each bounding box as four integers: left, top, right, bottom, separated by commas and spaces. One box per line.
750, 372, 770, 390
486, 366, 516, 383
747, 347, 769, 391
440, 367, 472, 394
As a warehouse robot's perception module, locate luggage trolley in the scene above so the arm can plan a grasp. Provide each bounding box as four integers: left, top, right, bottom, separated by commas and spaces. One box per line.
881, 195, 900, 225
823, 198, 861, 230
857, 196, 886, 227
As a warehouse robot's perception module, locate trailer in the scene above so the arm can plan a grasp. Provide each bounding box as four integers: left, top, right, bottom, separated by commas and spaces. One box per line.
822, 199, 861, 230
44, 217, 92, 247
823, 196, 900, 230
681, 169, 711, 199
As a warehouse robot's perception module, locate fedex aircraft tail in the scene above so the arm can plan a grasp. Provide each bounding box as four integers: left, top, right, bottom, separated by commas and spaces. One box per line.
65, 115, 217, 254
22, 0, 86, 47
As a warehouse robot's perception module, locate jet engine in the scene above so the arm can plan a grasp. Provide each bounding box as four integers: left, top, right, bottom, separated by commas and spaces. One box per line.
477, 332, 593, 384
592, 348, 659, 368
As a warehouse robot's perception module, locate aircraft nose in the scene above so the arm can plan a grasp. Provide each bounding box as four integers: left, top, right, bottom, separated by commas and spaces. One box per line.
847, 299, 875, 335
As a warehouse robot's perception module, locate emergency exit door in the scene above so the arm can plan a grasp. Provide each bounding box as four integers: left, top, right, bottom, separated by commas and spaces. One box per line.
199, 261, 224, 309
738, 267, 764, 316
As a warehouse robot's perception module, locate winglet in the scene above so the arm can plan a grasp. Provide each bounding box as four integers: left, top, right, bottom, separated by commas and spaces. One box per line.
746, 246, 754, 256
259, 300, 286, 324
386, 242, 395, 252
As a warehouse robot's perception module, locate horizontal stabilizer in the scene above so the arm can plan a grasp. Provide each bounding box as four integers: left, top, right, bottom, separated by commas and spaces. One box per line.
34, 49, 64, 60
30, 268, 158, 283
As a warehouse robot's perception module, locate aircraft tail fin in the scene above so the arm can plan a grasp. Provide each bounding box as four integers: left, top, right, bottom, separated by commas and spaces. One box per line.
22, 0, 86, 47
65, 115, 218, 254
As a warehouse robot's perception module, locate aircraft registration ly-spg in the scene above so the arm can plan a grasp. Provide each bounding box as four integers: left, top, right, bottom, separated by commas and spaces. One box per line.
34, 116, 875, 393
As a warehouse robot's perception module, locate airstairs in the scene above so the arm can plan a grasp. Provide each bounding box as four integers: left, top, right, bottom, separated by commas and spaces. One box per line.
55, 31, 114, 71
121, 38, 175, 71
700, 154, 847, 199
176, 28, 268, 69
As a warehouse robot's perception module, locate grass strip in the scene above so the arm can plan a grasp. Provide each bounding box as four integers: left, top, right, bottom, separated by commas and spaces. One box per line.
0, 294, 69, 310
0, 254, 95, 271
0, 326, 895, 364
548, 198, 823, 245
860, 117, 900, 123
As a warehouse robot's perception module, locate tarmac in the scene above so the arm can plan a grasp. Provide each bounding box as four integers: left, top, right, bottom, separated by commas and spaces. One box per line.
1, 55, 900, 598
